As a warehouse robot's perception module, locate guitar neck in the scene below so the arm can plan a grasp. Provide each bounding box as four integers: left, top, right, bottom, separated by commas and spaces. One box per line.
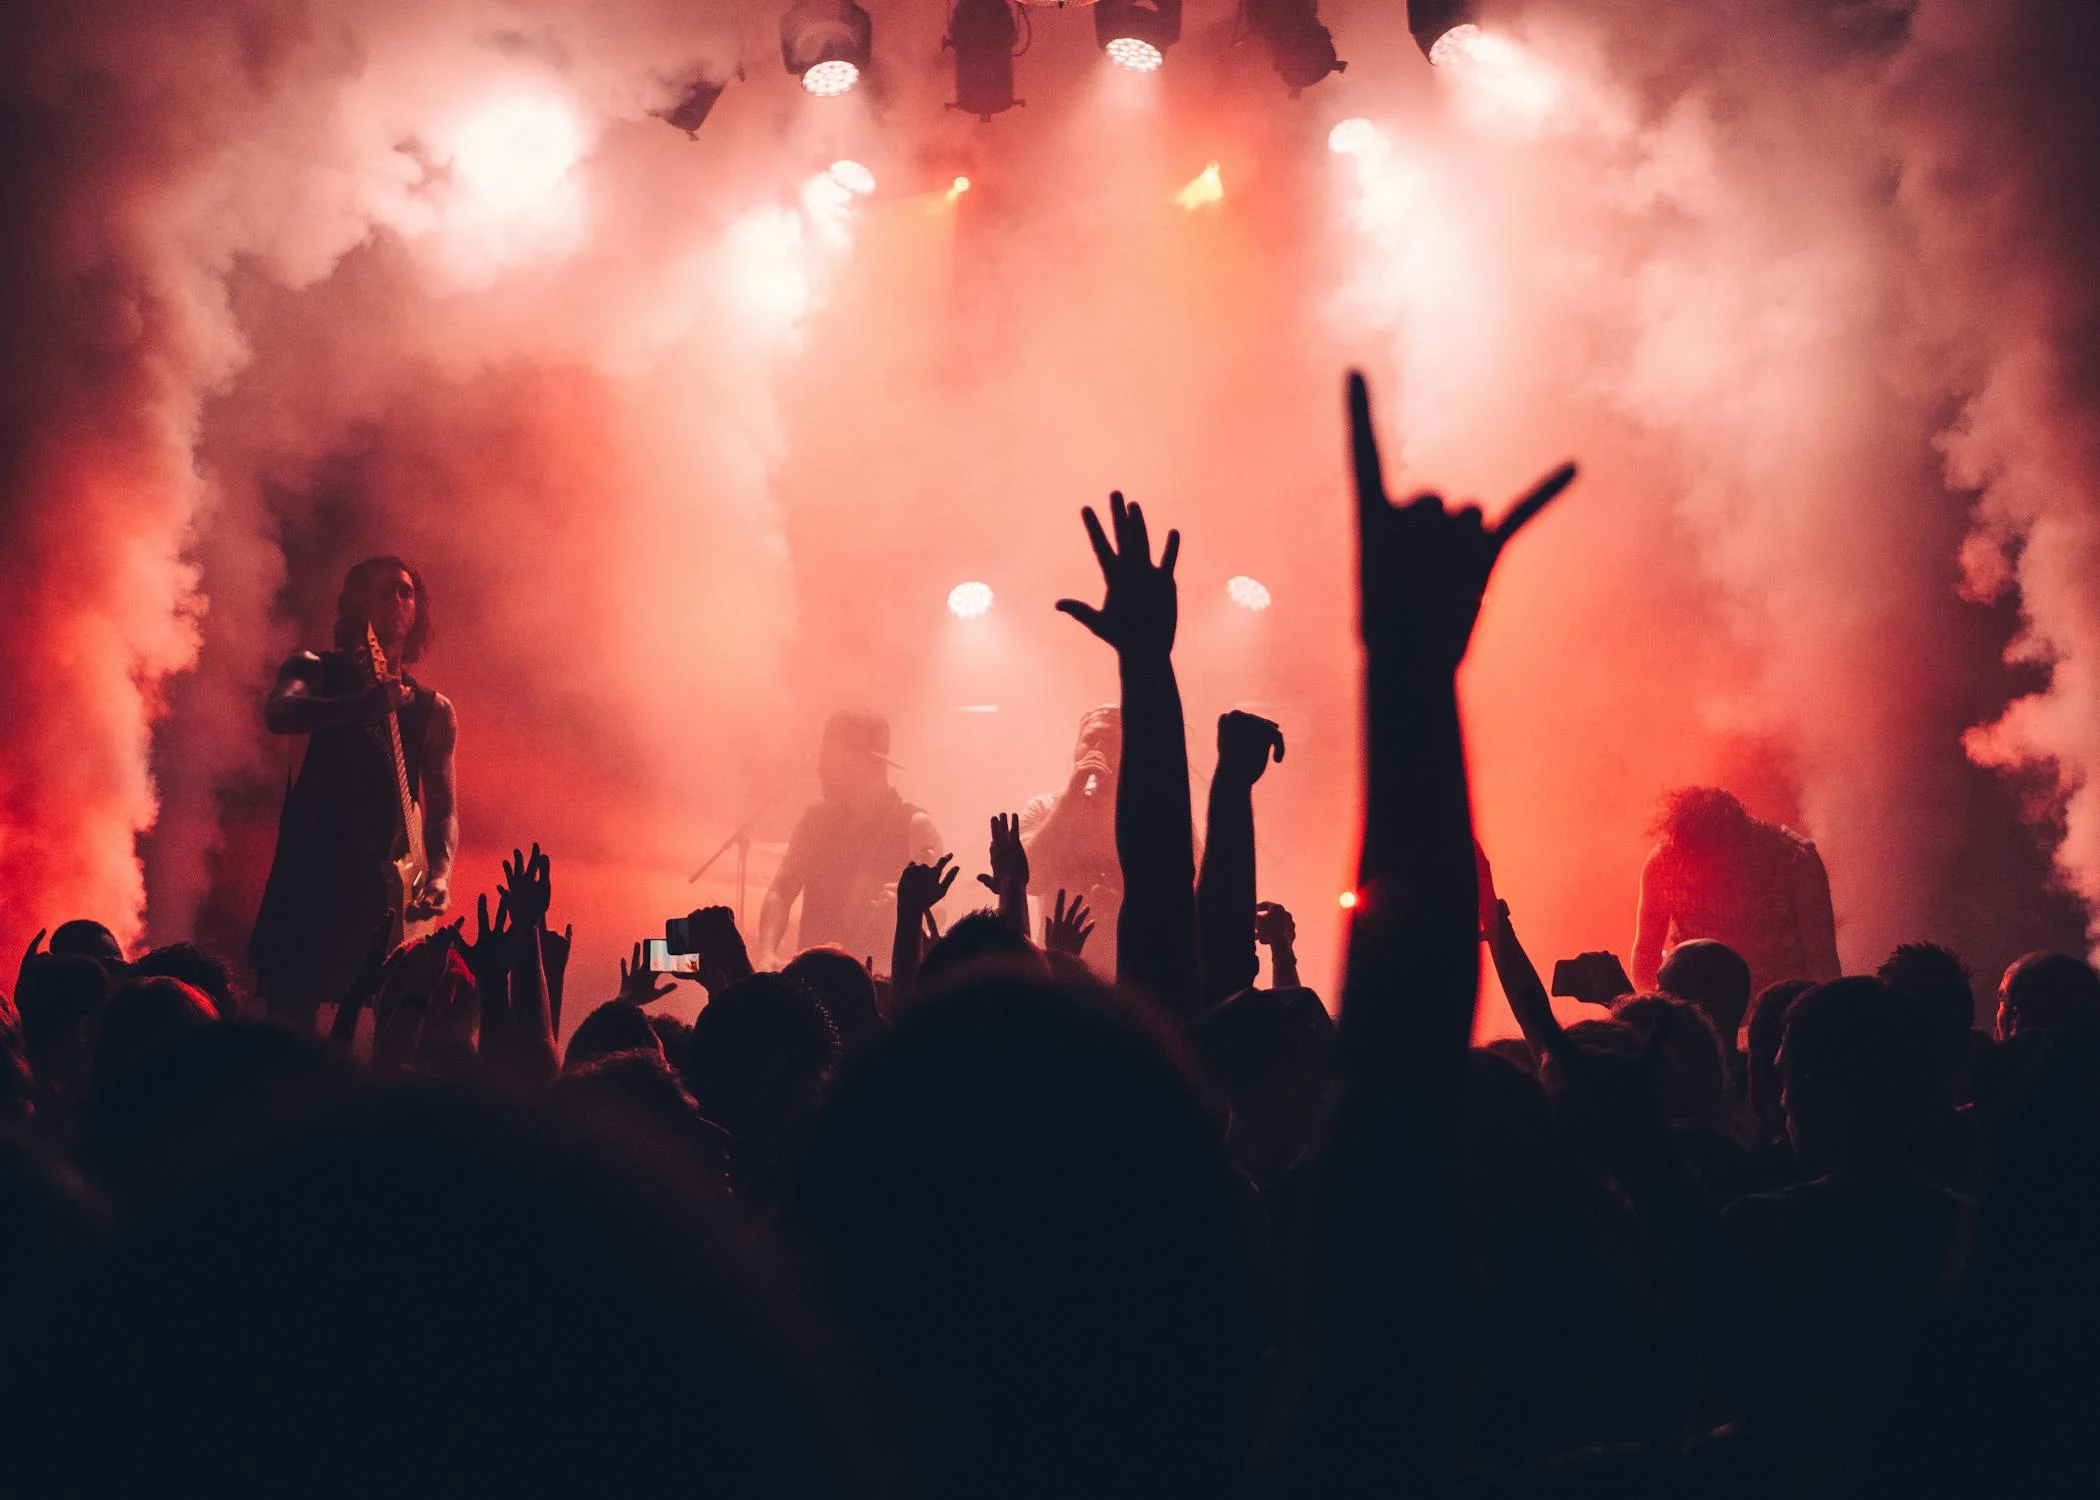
385, 707, 425, 866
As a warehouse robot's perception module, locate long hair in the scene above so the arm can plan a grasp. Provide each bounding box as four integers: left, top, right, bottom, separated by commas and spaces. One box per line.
1650, 785, 1754, 855
332, 555, 432, 664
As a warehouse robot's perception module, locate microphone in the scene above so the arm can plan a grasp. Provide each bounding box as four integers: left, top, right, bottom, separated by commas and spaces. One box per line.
1082, 774, 1099, 797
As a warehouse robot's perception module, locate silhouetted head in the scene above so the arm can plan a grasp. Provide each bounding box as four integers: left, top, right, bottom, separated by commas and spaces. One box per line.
564, 1000, 664, 1070
1482, 1036, 1539, 1077
1995, 951, 2100, 1040
16, 955, 113, 1127
552, 1050, 733, 1200
1657, 939, 1754, 1046
134, 942, 238, 1018
919, 911, 1045, 989
334, 555, 429, 663
785, 947, 886, 1055
1879, 941, 1977, 1074
1652, 786, 1756, 854
1613, 993, 1732, 1130
1744, 977, 1815, 1140
49, 919, 124, 966
648, 1011, 693, 1069
73, 1021, 362, 1210
1780, 977, 1940, 1173
817, 709, 893, 801
92, 977, 217, 1091
791, 972, 1263, 1500
683, 973, 839, 1207
1072, 704, 1122, 769
1189, 984, 1337, 1190
13, 1088, 867, 1498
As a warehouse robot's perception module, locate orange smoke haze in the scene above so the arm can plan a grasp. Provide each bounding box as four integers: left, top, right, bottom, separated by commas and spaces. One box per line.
3, 0, 2096, 1028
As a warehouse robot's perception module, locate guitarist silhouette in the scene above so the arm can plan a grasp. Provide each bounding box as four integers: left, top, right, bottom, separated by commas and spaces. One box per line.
250, 557, 459, 1028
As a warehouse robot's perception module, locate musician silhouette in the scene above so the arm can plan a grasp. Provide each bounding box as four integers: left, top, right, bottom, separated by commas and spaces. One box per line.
248, 557, 459, 1027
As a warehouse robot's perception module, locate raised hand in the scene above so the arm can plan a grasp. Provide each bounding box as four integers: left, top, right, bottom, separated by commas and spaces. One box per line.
500, 843, 553, 931
1056, 491, 1181, 659
1216, 710, 1285, 789
687, 906, 754, 992
620, 941, 676, 1005
1044, 889, 1095, 958
17, 929, 46, 994
1255, 900, 1300, 988
540, 922, 574, 1034
1349, 371, 1575, 672
978, 813, 1030, 896
898, 854, 959, 921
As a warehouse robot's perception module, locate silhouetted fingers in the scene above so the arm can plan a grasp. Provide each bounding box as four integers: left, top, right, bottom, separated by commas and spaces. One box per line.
1161, 528, 1180, 576
1081, 506, 1115, 575
1348, 370, 1389, 524
1055, 599, 1109, 639
1491, 461, 1577, 553
1271, 725, 1286, 763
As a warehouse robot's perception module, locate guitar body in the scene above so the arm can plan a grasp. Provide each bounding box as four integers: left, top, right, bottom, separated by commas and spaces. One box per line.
386, 840, 435, 950
359, 625, 436, 950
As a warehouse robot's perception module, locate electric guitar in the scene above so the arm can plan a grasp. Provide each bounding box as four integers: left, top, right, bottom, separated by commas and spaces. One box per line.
359, 624, 433, 948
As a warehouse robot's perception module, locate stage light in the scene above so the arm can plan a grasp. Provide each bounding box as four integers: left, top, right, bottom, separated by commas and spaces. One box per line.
829, 159, 877, 195
803, 60, 862, 96
948, 581, 994, 618
1096, 0, 1180, 72
1338, 890, 1359, 910
946, 175, 971, 201
946, 0, 1024, 122
1175, 161, 1224, 210
449, 98, 584, 215
1327, 117, 1380, 156
1245, 0, 1345, 93
782, 0, 872, 96
1428, 22, 1482, 65
660, 77, 730, 137
1407, 0, 1477, 62
1226, 575, 1271, 611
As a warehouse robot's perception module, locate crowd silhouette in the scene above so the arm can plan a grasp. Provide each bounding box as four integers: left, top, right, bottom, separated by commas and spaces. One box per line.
5, 372, 2100, 1499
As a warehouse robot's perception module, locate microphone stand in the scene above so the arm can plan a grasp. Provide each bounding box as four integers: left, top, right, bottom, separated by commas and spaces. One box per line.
689, 788, 786, 929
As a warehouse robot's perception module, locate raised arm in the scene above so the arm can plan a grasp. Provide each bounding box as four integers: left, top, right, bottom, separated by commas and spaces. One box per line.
1279, 372, 1575, 1499
977, 814, 1032, 935
1198, 711, 1284, 1005
1793, 841, 1841, 981
1632, 846, 1671, 990
263, 651, 402, 736
891, 855, 956, 1007
758, 826, 809, 969
1056, 493, 1200, 1021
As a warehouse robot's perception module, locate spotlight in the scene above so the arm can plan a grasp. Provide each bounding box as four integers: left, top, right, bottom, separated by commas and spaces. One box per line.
1427, 22, 1482, 65
1226, 575, 1271, 611
829, 159, 877, 195
1338, 890, 1359, 909
1326, 117, 1380, 156
1095, 0, 1180, 72
449, 98, 585, 214
946, 175, 971, 201
1406, 0, 1477, 62
1175, 161, 1224, 210
660, 76, 730, 137
1245, 0, 1345, 94
781, 0, 872, 96
948, 581, 994, 618
946, 0, 1025, 122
